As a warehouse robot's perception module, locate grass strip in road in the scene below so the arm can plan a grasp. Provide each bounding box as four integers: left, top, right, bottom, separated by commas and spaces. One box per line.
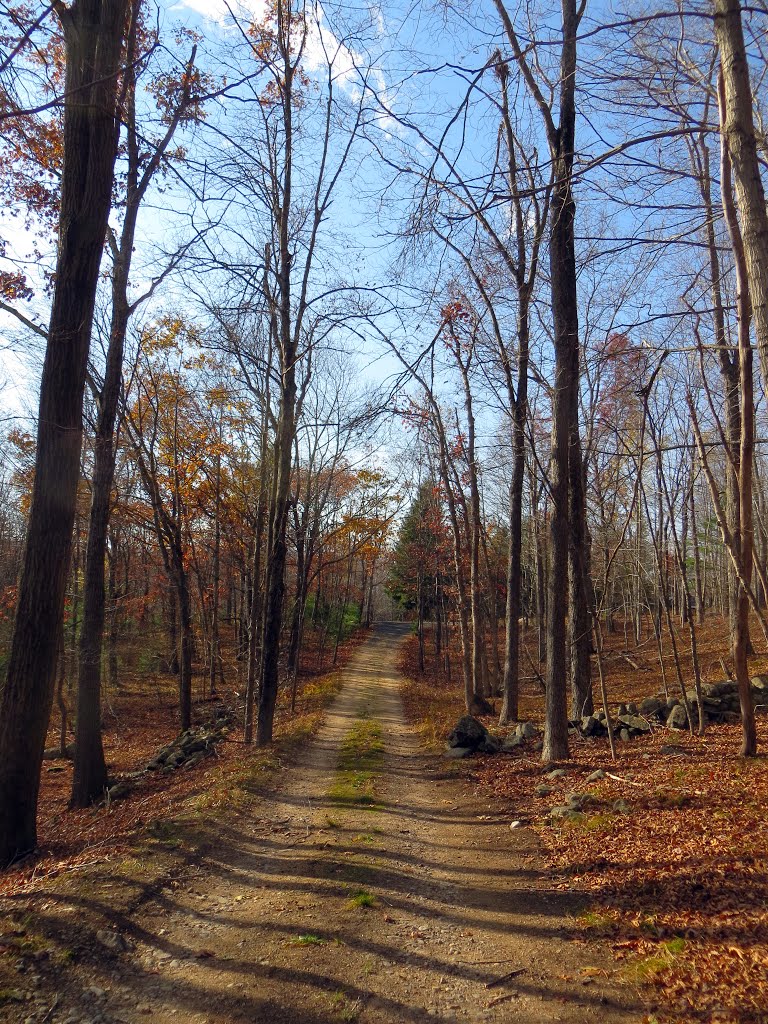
328, 719, 384, 809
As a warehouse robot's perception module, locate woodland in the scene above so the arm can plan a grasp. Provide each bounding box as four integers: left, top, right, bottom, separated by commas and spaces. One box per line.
1, 0, 768, 1022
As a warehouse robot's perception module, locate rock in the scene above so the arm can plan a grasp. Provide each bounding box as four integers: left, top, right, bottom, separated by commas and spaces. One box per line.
477, 735, 502, 755
180, 737, 207, 755
443, 746, 473, 760
701, 696, 723, 709
95, 930, 131, 953
546, 767, 567, 779
549, 805, 579, 820
515, 721, 539, 740
535, 784, 554, 797
581, 715, 604, 737
468, 695, 495, 717
750, 674, 768, 691
585, 769, 605, 783
501, 735, 523, 752
722, 711, 741, 724
618, 703, 628, 716
639, 697, 664, 718
612, 799, 632, 814
712, 680, 737, 696
565, 792, 594, 811
626, 702, 638, 715
509, 820, 523, 829
447, 715, 488, 750
666, 704, 689, 730
182, 751, 207, 769
617, 714, 651, 733
660, 743, 691, 756
618, 728, 631, 742
106, 781, 132, 801
42, 744, 75, 761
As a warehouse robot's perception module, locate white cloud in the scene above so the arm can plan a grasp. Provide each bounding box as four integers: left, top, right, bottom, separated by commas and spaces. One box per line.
171, 0, 267, 28
171, 0, 398, 131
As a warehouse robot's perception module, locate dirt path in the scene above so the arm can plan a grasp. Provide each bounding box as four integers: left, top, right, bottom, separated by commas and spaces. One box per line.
15, 624, 644, 1024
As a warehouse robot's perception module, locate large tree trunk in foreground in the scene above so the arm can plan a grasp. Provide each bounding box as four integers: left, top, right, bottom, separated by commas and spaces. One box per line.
256, 216, 297, 744
543, 0, 580, 763
715, 0, 768, 398
0, 0, 129, 866
718, 74, 758, 755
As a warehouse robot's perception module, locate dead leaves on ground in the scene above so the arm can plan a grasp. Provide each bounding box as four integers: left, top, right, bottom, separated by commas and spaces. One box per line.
400, 624, 768, 1024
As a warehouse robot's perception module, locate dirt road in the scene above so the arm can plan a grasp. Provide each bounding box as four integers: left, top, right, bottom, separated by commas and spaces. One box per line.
14, 623, 643, 1024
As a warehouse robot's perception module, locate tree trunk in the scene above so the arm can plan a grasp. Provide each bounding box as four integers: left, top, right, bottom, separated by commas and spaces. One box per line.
71, 286, 132, 806
208, 450, 222, 698
0, 0, 129, 865
500, 298, 530, 724
543, 0, 580, 763
715, 0, 768, 400
718, 76, 758, 754
107, 543, 120, 691
569, 452, 593, 718
175, 553, 194, 732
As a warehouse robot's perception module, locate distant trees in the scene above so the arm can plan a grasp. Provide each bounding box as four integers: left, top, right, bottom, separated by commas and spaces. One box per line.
389, 481, 447, 672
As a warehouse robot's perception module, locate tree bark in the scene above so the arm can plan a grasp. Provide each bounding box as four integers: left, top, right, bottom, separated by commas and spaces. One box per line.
714, 0, 768, 399
543, 0, 580, 762
569, 451, 593, 718
500, 294, 530, 724
718, 72, 757, 754
0, 0, 130, 865
256, 42, 297, 743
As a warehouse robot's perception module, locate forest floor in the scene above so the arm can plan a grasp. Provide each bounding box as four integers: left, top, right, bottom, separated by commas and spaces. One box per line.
0, 623, 642, 1024
401, 619, 768, 1024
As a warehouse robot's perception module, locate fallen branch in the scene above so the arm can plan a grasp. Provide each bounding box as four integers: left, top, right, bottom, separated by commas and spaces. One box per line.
487, 993, 516, 1007
458, 958, 517, 966
486, 968, 526, 989
605, 772, 644, 788
620, 652, 640, 671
